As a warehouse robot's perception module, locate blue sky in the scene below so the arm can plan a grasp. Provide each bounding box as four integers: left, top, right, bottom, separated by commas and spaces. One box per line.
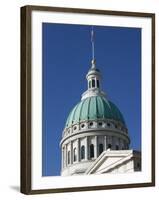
42, 23, 141, 176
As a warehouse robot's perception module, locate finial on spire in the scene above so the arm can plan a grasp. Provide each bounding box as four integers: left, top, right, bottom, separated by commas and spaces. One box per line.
91, 59, 96, 69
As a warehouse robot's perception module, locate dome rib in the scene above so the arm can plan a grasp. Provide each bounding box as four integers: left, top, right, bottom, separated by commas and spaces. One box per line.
78, 99, 86, 122
80, 97, 90, 121
73, 101, 83, 124
96, 96, 99, 119
66, 102, 79, 127
97, 96, 105, 118
109, 101, 126, 125
89, 96, 97, 120
102, 97, 112, 119
87, 97, 91, 120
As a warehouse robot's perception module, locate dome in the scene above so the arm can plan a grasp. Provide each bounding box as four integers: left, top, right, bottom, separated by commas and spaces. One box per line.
65, 96, 126, 128
60, 30, 131, 176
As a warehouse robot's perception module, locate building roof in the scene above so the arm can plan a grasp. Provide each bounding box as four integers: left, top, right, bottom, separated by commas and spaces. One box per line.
65, 96, 126, 128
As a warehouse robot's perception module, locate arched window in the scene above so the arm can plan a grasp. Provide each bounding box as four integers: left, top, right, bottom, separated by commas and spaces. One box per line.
92, 79, 95, 88
73, 147, 77, 162
107, 123, 111, 127
107, 144, 112, 149
137, 162, 140, 169
90, 144, 94, 158
81, 145, 85, 160
67, 151, 70, 164
99, 143, 104, 155
124, 142, 128, 150
97, 80, 99, 88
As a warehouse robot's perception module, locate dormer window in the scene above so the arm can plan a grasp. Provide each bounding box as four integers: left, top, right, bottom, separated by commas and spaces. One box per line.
98, 122, 103, 126
89, 122, 93, 127
81, 124, 85, 129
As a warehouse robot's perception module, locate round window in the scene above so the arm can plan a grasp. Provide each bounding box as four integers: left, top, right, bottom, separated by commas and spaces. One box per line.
98, 122, 103, 126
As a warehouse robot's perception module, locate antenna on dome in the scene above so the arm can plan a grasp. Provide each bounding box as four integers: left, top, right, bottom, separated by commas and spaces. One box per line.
91, 26, 96, 68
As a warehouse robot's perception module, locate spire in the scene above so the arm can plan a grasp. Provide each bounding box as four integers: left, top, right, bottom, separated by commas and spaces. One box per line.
81, 27, 106, 100
91, 27, 95, 61
91, 27, 96, 69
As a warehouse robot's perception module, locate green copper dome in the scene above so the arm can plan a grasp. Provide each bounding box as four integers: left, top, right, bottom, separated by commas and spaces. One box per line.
65, 96, 126, 128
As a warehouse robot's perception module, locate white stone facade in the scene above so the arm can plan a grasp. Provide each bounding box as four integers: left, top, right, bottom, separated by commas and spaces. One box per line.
60, 119, 130, 176
85, 150, 141, 174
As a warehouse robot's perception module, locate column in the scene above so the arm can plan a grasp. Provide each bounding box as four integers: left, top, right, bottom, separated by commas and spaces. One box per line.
104, 136, 107, 150
85, 136, 88, 160
77, 138, 80, 162
111, 136, 114, 149
95, 136, 98, 158
119, 138, 121, 150
62, 147, 64, 169
64, 145, 66, 168
70, 141, 73, 164
95, 77, 97, 88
